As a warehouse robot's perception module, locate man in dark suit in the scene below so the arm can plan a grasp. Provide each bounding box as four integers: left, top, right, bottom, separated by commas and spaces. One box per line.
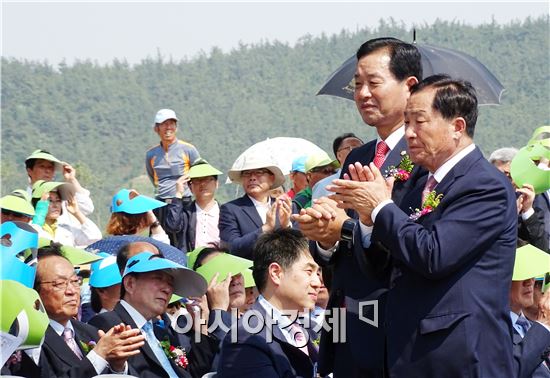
218, 228, 321, 377
33, 244, 145, 378
164, 159, 224, 252
509, 243, 550, 378
219, 157, 291, 259
293, 37, 423, 377
90, 251, 216, 378
331, 75, 517, 376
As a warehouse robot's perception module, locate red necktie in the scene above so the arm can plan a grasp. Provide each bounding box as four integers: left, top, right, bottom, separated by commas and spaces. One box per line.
373, 141, 390, 169
422, 176, 438, 204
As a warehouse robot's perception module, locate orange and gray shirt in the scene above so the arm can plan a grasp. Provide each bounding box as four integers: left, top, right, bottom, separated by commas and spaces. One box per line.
145, 139, 200, 199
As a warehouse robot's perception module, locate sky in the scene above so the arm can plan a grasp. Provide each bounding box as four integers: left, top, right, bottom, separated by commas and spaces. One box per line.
2, 1, 549, 65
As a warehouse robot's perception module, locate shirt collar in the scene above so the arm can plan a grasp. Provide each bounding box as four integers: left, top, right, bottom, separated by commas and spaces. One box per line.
432, 144, 476, 183
50, 318, 73, 336
120, 299, 149, 329
195, 201, 219, 215
257, 295, 293, 341
248, 195, 271, 208
377, 125, 405, 151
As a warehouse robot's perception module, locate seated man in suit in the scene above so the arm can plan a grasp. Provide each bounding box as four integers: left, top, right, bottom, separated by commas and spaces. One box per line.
509, 243, 550, 378
330, 75, 517, 376
220, 156, 292, 259
218, 228, 321, 377
33, 244, 145, 378
90, 251, 216, 378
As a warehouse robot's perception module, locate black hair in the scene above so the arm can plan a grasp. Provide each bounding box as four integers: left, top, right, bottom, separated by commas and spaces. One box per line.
356, 37, 422, 82
192, 246, 227, 271
25, 150, 54, 170
90, 286, 102, 313
116, 242, 164, 273
411, 74, 478, 138
34, 242, 66, 291
252, 228, 309, 293
332, 133, 363, 157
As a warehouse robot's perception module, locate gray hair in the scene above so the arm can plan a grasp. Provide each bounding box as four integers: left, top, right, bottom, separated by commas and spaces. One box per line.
488, 147, 518, 164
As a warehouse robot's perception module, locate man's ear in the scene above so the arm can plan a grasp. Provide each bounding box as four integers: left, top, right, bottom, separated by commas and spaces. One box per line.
405, 76, 419, 91
268, 262, 283, 287
123, 275, 135, 296
153, 125, 160, 134
452, 117, 467, 139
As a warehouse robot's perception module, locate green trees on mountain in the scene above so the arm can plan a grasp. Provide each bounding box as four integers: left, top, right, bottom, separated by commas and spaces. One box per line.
2, 17, 548, 229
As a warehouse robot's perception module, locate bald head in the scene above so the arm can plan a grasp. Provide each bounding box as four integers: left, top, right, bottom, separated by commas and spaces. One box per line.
116, 241, 160, 273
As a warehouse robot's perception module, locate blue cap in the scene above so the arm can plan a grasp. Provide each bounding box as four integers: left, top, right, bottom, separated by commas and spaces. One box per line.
291, 156, 307, 173
111, 189, 166, 214
89, 252, 122, 288
123, 252, 207, 297
0, 221, 39, 288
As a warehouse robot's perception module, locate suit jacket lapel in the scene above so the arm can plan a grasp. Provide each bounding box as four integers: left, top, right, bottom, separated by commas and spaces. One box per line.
44, 325, 82, 367
114, 303, 165, 371
241, 195, 263, 228
382, 137, 408, 171
188, 202, 197, 250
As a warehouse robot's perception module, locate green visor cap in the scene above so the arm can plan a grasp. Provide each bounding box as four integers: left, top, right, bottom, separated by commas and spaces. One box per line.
25, 150, 63, 169
0, 191, 35, 216
512, 244, 550, 281
189, 159, 223, 179
243, 268, 256, 288
38, 238, 103, 265
187, 246, 206, 270
32, 180, 75, 201
305, 151, 340, 173
195, 253, 253, 284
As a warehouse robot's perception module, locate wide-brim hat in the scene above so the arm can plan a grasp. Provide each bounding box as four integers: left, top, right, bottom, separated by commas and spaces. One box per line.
31, 180, 75, 201
227, 155, 285, 189
152, 109, 178, 128
90, 252, 122, 288
25, 150, 64, 170
305, 151, 340, 173
38, 238, 103, 265
123, 251, 207, 297
0, 190, 36, 216
513, 244, 550, 281
189, 159, 223, 180
195, 253, 253, 284
111, 189, 166, 214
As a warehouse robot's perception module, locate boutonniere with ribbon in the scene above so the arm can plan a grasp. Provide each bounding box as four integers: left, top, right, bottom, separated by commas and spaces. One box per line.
409, 191, 443, 221
385, 151, 414, 182
79, 340, 96, 354
160, 338, 189, 369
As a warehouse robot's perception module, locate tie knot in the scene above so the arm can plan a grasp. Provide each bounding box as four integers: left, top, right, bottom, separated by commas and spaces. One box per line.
516, 316, 531, 333
63, 328, 74, 341
142, 322, 152, 333
376, 141, 390, 156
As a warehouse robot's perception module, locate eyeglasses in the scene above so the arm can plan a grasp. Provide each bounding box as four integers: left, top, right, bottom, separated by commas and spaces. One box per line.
309, 167, 336, 175
39, 276, 81, 291
241, 169, 272, 178
189, 176, 216, 185
337, 145, 357, 153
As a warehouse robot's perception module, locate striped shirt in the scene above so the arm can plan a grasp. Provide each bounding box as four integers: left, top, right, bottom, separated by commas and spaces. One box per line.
145, 139, 200, 199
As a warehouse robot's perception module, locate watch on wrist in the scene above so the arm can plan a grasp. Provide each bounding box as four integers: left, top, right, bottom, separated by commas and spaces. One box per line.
340, 219, 357, 242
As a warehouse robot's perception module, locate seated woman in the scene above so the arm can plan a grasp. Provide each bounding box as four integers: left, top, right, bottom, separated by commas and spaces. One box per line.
31, 180, 102, 248
89, 252, 122, 316
105, 189, 170, 244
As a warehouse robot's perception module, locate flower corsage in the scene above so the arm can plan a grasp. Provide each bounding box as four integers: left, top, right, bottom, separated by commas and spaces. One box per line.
385, 151, 414, 182
409, 191, 443, 221
79, 340, 96, 354
160, 338, 189, 369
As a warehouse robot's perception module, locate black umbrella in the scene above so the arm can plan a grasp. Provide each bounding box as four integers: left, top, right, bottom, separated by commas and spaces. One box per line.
317, 44, 505, 105
86, 235, 187, 266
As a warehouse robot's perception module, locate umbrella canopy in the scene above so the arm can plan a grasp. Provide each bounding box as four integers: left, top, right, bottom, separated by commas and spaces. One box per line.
228, 137, 326, 179
86, 235, 186, 266
317, 43, 505, 105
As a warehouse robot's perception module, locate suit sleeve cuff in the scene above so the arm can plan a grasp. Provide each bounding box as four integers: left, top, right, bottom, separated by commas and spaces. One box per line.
316, 241, 339, 258
521, 207, 535, 220
371, 199, 394, 223
86, 350, 109, 374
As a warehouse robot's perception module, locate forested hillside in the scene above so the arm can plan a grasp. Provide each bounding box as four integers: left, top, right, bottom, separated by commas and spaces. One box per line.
2, 17, 549, 229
